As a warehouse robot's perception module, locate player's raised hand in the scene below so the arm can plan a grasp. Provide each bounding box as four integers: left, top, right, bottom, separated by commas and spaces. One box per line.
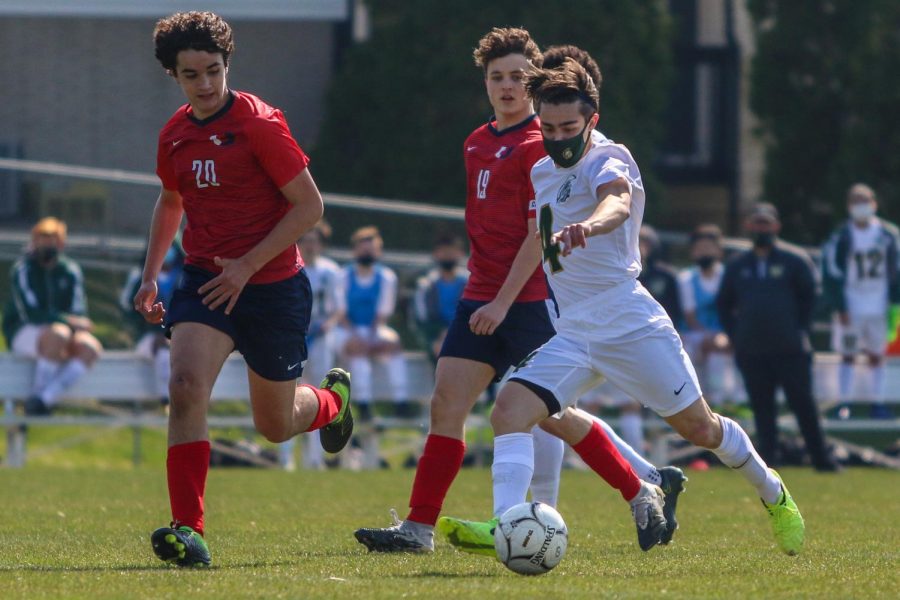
552, 223, 589, 256
469, 299, 509, 336
133, 280, 165, 325
199, 256, 255, 315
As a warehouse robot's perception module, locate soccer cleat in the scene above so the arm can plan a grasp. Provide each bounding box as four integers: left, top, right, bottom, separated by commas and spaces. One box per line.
24, 396, 51, 416
150, 525, 211, 568
318, 368, 353, 453
437, 516, 499, 556
658, 466, 688, 544
762, 469, 805, 556
354, 509, 434, 553
630, 482, 667, 551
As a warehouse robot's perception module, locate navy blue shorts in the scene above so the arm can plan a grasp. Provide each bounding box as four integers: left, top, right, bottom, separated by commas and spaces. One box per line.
439, 299, 556, 381
165, 265, 311, 381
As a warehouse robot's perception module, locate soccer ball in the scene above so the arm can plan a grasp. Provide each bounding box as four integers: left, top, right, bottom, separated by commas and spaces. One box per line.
494, 501, 568, 576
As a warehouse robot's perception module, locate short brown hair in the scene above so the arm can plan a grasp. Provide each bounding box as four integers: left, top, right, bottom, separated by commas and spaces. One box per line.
351, 226, 382, 245
154, 11, 235, 72
526, 57, 599, 119
542, 45, 602, 94
690, 223, 722, 245
473, 27, 542, 72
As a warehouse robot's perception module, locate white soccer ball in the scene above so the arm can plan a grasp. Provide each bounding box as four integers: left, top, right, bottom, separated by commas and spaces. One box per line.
494, 501, 568, 576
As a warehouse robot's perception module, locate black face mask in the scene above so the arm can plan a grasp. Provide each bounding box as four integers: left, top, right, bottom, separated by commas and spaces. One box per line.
438, 259, 458, 272
35, 247, 58, 264
695, 256, 717, 270
752, 232, 775, 248
355, 254, 376, 267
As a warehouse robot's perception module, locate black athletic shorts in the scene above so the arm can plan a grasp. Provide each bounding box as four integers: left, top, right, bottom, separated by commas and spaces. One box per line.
165, 265, 311, 381
439, 299, 556, 381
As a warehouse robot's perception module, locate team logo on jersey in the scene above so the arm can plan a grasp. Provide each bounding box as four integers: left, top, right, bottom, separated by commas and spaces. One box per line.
209, 132, 235, 146
769, 264, 785, 279
495, 145, 515, 159
556, 174, 576, 204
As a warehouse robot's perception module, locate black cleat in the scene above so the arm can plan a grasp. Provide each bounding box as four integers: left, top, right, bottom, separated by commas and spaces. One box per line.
318, 368, 353, 453
658, 466, 688, 544
24, 396, 51, 416
150, 525, 211, 568
354, 510, 434, 553
630, 482, 667, 551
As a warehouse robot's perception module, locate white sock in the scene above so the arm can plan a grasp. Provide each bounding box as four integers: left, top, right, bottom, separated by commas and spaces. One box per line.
593, 415, 661, 486
712, 416, 781, 504
278, 439, 296, 469
838, 361, 854, 402
493, 433, 535, 518
348, 356, 373, 403
40, 358, 88, 406
871, 364, 885, 403
32, 357, 61, 396
303, 430, 325, 469
530, 425, 564, 507
154, 348, 171, 399
385, 353, 408, 401
619, 412, 645, 455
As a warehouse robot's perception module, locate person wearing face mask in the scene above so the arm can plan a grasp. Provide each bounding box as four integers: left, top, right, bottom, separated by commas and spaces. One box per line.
334, 226, 408, 423
3, 217, 104, 416
717, 203, 838, 472
121, 236, 185, 409
678, 224, 743, 409
413, 234, 469, 364
822, 183, 900, 419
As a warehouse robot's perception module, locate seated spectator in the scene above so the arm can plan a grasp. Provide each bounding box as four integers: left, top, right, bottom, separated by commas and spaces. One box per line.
678, 224, 744, 407
334, 226, 409, 420
279, 221, 343, 470
120, 237, 185, 406
413, 234, 468, 363
2, 217, 103, 415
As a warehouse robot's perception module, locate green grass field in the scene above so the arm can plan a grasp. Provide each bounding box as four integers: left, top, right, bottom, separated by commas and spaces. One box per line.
0, 463, 897, 599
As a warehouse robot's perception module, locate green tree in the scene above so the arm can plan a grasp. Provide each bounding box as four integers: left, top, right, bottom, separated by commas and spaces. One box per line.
312, 0, 673, 249
749, 0, 900, 243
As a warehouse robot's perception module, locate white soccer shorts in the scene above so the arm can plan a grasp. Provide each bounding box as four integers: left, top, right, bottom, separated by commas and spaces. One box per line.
832, 313, 888, 357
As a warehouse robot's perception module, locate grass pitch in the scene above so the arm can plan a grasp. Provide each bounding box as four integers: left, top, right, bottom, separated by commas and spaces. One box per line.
0, 465, 897, 599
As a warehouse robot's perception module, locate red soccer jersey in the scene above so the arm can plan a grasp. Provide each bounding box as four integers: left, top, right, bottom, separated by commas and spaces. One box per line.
156, 91, 310, 284
462, 115, 549, 302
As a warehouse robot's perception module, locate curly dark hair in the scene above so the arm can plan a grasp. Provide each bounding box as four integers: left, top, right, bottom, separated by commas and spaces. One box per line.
525, 57, 599, 119
542, 45, 602, 94
473, 27, 542, 72
153, 11, 234, 72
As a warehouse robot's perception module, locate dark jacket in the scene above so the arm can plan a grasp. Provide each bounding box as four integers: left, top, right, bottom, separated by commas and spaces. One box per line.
820, 218, 900, 313
2, 254, 87, 343
638, 259, 684, 328
716, 242, 817, 355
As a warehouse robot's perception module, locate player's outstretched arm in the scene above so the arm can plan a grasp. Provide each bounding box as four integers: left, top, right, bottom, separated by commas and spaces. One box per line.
200, 169, 323, 314
135, 188, 183, 324
553, 179, 632, 257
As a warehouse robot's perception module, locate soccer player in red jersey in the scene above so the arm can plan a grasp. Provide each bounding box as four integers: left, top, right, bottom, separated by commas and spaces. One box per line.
134, 12, 353, 568
355, 27, 581, 553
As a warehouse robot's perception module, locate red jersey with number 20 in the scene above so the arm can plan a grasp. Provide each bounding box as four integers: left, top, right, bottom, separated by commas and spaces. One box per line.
156, 91, 310, 284
462, 115, 548, 302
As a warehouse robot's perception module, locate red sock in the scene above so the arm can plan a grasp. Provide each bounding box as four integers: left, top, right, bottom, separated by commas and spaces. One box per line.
167, 440, 210, 536
407, 434, 466, 526
301, 384, 343, 432
572, 421, 641, 501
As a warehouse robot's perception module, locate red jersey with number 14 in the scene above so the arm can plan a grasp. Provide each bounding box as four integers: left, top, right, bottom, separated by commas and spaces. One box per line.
462, 115, 548, 302
156, 91, 310, 284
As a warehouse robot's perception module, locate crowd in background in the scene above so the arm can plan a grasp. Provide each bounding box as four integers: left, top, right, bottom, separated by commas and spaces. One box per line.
3, 183, 898, 470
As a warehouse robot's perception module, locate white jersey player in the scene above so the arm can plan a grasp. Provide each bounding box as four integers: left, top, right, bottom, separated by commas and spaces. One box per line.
822, 183, 900, 418
441, 58, 805, 557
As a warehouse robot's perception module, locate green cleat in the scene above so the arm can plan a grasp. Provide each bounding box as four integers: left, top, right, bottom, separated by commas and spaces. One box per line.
762, 469, 805, 556
318, 368, 353, 453
437, 516, 499, 556
658, 466, 688, 544
150, 525, 211, 568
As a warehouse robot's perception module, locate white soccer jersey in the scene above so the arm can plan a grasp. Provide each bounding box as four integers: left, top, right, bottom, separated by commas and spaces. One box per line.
846, 221, 890, 317
531, 130, 645, 313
